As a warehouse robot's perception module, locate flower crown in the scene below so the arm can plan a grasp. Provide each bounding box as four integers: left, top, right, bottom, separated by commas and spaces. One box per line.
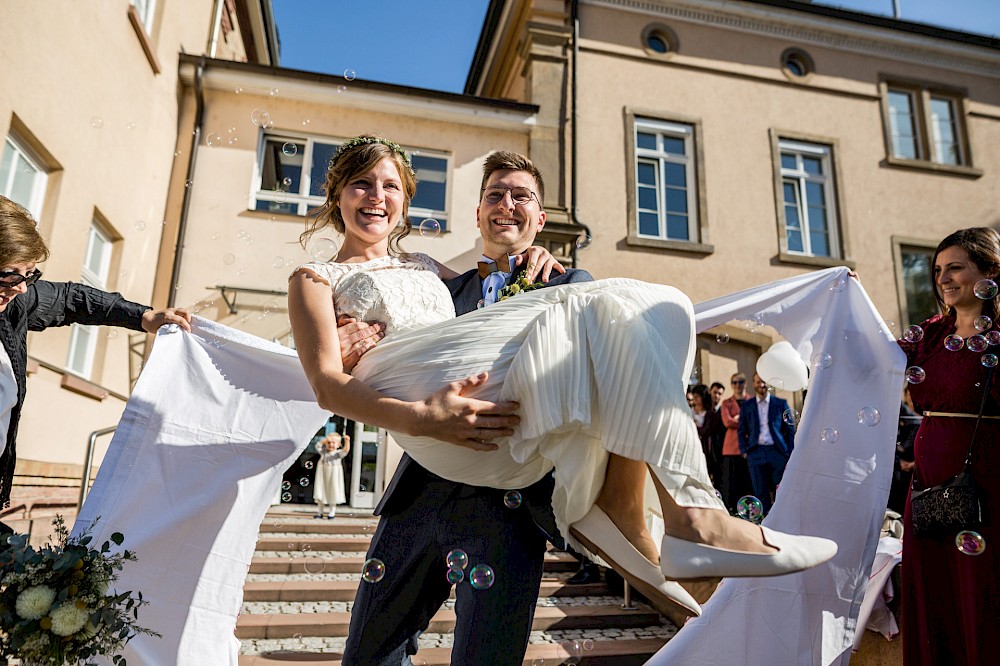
331, 135, 413, 172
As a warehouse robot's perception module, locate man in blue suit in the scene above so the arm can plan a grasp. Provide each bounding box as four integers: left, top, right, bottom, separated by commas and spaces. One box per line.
340, 151, 593, 666
737, 373, 795, 515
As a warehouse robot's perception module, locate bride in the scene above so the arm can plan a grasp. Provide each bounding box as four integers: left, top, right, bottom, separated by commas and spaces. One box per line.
287, 135, 837, 618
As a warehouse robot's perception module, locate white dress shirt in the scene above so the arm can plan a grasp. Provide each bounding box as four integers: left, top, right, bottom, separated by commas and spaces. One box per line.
756, 394, 774, 445
0, 342, 17, 457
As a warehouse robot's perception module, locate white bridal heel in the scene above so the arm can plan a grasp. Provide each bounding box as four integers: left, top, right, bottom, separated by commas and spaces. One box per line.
659, 525, 838, 581
569, 505, 702, 618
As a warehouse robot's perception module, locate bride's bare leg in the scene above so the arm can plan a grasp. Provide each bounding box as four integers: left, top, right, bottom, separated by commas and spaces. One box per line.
595, 454, 660, 565
649, 466, 776, 554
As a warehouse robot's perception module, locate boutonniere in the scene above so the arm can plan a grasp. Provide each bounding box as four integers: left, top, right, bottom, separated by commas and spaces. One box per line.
497, 273, 544, 302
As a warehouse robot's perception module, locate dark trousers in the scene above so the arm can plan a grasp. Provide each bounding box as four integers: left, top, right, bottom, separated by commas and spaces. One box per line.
720, 455, 754, 512
745, 446, 789, 514
343, 480, 548, 666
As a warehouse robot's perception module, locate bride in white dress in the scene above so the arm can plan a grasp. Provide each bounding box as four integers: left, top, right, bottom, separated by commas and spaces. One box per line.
288, 136, 837, 618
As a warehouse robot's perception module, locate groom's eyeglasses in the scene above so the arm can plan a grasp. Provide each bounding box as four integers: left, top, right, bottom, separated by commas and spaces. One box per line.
0, 269, 42, 288
481, 187, 539, 206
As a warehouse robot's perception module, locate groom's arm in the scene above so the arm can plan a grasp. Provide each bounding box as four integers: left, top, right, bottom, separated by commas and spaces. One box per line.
336, 315, 385, 372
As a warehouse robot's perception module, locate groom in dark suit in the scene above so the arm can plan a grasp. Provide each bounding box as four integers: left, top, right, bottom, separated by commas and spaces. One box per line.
341, 151, 592, 666
737, 373, 796, 515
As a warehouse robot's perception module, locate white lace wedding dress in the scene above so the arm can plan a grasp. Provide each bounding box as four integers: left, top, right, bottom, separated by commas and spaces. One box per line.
300, 253, 723, 537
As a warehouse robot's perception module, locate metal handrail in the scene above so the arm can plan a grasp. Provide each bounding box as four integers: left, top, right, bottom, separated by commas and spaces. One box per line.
77, 426, 117, 511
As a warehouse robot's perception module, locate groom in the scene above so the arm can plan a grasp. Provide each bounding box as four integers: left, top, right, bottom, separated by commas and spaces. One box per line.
340, 151, 592, 666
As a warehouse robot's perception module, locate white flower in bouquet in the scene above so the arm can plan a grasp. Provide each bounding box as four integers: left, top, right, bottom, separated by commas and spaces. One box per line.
14, 585, 56, 620
49, 601, 90, 637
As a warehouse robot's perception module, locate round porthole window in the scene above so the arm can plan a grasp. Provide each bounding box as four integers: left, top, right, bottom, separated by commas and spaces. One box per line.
641, 24, 679, 57
781, 48, 814, 79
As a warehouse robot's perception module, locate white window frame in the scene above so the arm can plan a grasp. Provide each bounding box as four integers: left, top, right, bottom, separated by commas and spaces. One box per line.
633, 118, 698, 243
884, 83, 968, 167
131, 0, 156, 32
251, 133, 451, 230
778, 139, 840, 259
1, 135, 48, 220
66, 225, 113, 378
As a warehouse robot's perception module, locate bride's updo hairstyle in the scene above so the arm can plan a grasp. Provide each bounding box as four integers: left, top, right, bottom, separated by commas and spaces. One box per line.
302, 134, 417, 255
932, 226, 1000, 321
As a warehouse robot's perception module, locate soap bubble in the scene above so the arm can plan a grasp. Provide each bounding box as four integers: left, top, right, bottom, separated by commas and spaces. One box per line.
820, 427, 840, 444
967, 335, 989, 353
857, 406, 881, 427
901, 325, 924, 343
974, 279, 998, 300
905, 366, 926, 384
107, 330, 119, 341
303, 460, 314, 470
576, 230, 592, 250
828, 276, 847, 292
975, 316, 993, 332
282, 142, 298, 156
782, 408, 799, 426
736, 496, 764, 523
361, 558, 386, 583
134, 220, 146, 231
281, 491, 292, 502
766, 377, 784, 393
281, 481, 291, 491
206, 133, 223, 147
560, 640, 582, 664
944, 334, 965, 352
955, 530, 986, 556
222, 253, 236, 265
307, 237, 338, 262
418, 218, 441, 238
811, 352, 833, 369
503, 490, 522, 509
446, 568, 464, 584
281, 176, 293, 189
344, 68, 357, 81
270, 87, 279, 96
883, 320, 898, 336
298, 477, 310, 487
982, 354, 998, 368
272, 256, 285, 269
987, 331, 1000, 346
303, 559, 326, 574
90, 116, 104, 129
469, 564, 495, 590
250, 108, 271, 127
446, 549, 469, 570
716, 332, 730, 344
582, 638, 595, 651
337, 85, 347, 94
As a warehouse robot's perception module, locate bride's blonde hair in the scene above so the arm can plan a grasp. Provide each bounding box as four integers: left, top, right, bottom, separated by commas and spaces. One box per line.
302, 135, 417, 255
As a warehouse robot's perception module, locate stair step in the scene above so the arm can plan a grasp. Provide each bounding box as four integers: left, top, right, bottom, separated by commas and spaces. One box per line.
243, 577, 609, 602
235, 604, 662, 639
238, 637, 668, 665
249, 551, 580, 575
259, 521, 376, 535
256, 537, 371, 552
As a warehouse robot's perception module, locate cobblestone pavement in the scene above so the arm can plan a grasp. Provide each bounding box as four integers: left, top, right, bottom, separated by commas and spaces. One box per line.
245, 570, 580, 583
240, 625, 677, 655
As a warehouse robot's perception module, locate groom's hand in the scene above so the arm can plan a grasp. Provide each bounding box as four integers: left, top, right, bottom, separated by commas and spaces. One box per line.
415, 372, 520, 451
336, 315, 386, 372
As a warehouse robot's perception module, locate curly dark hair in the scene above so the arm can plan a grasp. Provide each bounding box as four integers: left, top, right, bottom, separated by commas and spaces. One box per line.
931, 227, 1000, 321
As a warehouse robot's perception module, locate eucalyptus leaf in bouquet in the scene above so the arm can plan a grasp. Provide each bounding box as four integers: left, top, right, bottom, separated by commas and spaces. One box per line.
0, 516, 158, 666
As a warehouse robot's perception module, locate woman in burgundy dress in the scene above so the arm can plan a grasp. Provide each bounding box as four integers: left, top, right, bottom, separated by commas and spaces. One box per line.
900, 227, 1000, 665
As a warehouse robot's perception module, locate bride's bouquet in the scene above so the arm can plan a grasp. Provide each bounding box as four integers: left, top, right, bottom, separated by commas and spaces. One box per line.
0, 516, 157, 666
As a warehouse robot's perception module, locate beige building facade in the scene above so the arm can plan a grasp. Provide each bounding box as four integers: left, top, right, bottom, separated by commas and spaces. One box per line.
467, 0, 1000, 388
1, 0, 275, 505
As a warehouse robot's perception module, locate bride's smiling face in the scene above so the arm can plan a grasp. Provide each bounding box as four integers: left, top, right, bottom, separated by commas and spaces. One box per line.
337, 158, 406, 247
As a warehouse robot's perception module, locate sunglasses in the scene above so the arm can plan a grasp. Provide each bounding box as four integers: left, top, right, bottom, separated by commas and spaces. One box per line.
732, 379, 746, 385
0, 269, 42, 288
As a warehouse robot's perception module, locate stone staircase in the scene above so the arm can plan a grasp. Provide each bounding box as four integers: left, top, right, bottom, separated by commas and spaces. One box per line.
237, 506, 679, 665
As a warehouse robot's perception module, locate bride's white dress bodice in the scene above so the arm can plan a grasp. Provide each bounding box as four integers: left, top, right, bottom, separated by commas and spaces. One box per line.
300, 253, 456, 336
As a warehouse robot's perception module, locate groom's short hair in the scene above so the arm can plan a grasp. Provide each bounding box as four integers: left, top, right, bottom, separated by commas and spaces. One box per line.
481, 151, 545, 205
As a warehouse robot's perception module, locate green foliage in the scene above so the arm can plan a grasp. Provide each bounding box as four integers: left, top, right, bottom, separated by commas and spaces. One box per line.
0, 516, 159, 665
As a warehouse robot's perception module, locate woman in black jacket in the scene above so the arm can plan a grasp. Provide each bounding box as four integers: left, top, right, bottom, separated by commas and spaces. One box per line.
0, 195, 189, 533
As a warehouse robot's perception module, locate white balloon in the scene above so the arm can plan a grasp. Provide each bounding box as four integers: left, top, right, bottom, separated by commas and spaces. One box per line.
756, 340, 809, 392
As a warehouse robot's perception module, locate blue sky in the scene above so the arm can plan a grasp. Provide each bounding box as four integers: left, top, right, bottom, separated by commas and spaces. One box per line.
272, 0, 999, 93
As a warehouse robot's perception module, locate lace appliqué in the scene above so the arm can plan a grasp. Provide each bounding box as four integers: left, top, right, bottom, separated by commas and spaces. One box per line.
296, 253, 455, 336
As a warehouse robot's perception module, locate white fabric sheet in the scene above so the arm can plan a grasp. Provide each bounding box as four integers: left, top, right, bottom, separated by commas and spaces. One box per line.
72, 318, 328, 666
647, 267, 906, 666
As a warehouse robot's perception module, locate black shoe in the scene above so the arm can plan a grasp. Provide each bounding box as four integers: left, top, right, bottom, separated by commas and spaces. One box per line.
566, 562, 602, 585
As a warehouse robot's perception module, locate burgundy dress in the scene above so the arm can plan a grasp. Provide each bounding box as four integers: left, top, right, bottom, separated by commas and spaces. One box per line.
900, 314, 1000, 665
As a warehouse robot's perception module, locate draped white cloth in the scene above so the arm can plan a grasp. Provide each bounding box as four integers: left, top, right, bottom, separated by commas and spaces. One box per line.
72, 319, 329, 666
648, 267, 906, 666
72, 267, 903, 666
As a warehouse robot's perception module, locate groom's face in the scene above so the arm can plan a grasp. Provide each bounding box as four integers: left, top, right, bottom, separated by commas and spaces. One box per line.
476, 169, 546, 257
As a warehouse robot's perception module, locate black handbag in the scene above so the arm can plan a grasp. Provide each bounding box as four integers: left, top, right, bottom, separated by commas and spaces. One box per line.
909, 366, 993, 538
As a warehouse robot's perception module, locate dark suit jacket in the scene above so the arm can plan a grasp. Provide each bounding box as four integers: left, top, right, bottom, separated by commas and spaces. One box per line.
375, 264, 593, 542
737, 395, 795, 458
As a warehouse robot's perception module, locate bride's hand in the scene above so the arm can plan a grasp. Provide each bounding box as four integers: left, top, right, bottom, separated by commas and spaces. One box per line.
413, 372, 520, 451
516, 246, 565, 283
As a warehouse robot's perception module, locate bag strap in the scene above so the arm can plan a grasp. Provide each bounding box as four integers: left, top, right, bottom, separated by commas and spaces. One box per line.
965, 364, 996, 468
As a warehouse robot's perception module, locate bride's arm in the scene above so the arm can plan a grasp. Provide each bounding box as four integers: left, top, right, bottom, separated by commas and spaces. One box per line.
288, 269, 519, 451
